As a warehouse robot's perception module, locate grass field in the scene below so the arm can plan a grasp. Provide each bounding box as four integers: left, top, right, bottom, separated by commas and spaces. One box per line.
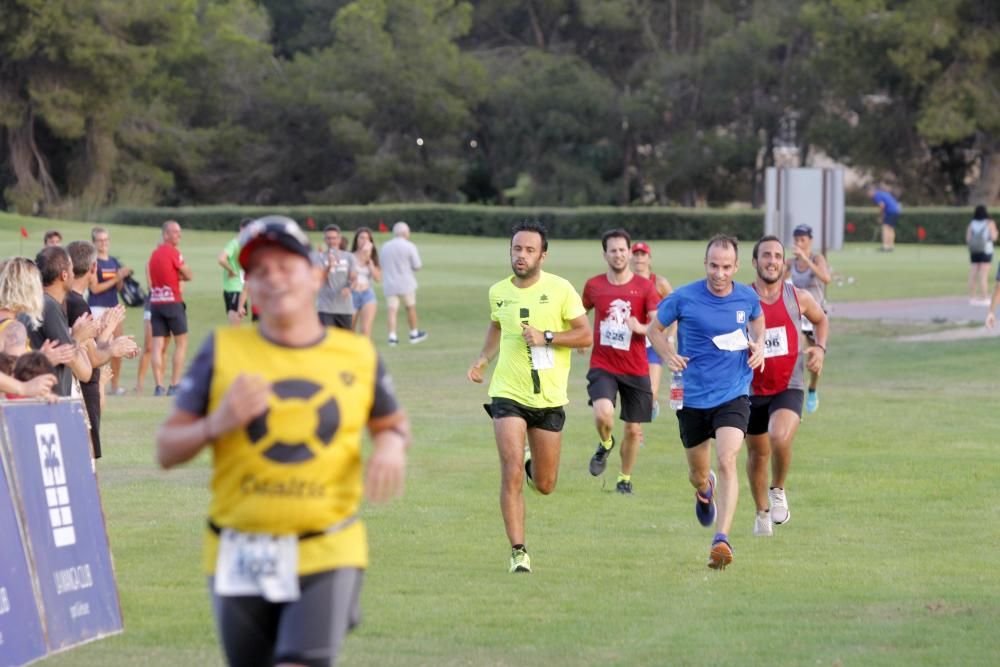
2, 214, 998, 666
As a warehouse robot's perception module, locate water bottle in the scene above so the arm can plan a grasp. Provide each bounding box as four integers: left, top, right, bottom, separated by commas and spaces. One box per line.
669, 371, 684, 410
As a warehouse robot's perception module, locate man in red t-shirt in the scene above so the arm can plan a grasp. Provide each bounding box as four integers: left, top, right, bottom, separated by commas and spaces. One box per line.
147, 220, 193, 396
582, 229, 661, 494
746, 236, 827, 537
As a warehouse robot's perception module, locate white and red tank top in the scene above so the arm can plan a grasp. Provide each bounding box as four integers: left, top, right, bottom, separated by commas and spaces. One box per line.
751, 282, 805, 396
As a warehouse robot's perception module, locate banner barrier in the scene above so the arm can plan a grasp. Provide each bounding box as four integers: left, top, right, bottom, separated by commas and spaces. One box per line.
0, 400, 123, 667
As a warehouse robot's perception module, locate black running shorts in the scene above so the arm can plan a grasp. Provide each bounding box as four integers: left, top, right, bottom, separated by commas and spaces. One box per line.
485, 397, 566, 432
676, 395, 750, 449
585, 367, 653, 423
150, 302, 188, 337
747, 389, 804, 436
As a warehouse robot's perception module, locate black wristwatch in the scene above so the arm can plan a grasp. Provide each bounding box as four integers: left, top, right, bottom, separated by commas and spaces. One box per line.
544, 330, 554, 346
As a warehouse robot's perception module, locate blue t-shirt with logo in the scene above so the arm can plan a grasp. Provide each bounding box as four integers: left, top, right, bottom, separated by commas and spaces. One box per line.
656, 280, 762, 409
872, 189, 900, 215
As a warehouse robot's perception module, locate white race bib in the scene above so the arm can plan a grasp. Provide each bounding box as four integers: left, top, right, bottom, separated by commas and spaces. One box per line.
215, 529, 300, 602
599, 321, 632, 351
530, 345, 554, 370
711, 328, 749, 352
763, 326, 789, 358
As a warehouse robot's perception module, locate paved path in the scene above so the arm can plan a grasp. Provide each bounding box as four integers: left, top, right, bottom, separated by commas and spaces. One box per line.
830, 296, 1000, 341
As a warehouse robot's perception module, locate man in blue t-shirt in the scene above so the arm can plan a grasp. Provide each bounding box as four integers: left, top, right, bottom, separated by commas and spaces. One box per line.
648, 235, 765, 570
867, 185, 901, 252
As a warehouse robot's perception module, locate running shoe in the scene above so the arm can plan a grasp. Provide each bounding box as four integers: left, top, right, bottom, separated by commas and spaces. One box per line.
754, 510, 773, 537
509, 546, 531, 573
523, 444, 536, 492
615, 479, 633, 495
695, 470, 717, 527
769, 487, 790, 524
388, 335, 398, 346
708, 537, 734, 570
409, 330, 428, 344
153, 385, 166, 397
805, 390, 819, 413
112, 387, 127, 397
166, 384, 179, 397
588, 436, 615, 476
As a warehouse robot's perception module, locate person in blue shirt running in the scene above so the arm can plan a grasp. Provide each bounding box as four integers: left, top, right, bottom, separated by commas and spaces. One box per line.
648, 234, 765, 570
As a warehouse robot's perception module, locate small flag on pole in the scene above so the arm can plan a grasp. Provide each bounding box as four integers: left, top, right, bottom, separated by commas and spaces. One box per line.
917, 226, 927, 242
20, 226, 29, 238
305, 217, 316, 230
378, 220, 388, 233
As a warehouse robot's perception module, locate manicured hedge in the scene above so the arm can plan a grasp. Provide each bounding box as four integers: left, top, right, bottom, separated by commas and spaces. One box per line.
104, 205, 976, 244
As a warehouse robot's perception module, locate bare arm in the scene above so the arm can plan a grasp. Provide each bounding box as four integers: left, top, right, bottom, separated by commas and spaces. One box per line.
364, 410, 410, 503
0, 320, 28, 355
467, 321, 501, 383
0, 371, 57, 398
655, 275, 672, 298
746, 314, 766, 370
217, 250, 238, 277
797, 289, 828, 374
68, 343, 93, 383
178, 263, 193, 281
648, 318, 686, 371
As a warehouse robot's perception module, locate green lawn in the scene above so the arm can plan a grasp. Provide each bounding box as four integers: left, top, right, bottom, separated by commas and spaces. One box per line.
2, 214, 998, 666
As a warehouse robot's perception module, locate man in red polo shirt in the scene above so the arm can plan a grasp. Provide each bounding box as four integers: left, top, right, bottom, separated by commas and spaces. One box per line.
583, 229, 661, 494
148, 220, 193, 396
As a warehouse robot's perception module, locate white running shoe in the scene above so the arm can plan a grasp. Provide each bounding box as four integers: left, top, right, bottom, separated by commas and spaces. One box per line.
769, 487, 790, 524
754, 510, 773, 537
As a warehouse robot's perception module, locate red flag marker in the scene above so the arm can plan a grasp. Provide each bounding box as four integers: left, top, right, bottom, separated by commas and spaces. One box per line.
378, 220, 388, 233
305, 217, 316, 230
845, 222, 856, 234
917, 226, 927, 242
20, 226, 29, 238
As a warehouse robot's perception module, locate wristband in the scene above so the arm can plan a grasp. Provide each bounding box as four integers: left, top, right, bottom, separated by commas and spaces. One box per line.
815, 344, 826, 353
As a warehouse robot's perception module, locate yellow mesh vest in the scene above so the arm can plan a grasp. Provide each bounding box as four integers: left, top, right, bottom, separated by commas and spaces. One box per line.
202, 327, 377, 575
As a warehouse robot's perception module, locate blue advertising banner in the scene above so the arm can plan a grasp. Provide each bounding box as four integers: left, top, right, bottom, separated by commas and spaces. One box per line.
0, 399, 123, 663
0, 457, 46, 667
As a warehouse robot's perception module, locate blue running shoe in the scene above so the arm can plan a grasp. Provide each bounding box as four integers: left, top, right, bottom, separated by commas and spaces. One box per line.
695, 470, 717, 527
805, 389, 819, 413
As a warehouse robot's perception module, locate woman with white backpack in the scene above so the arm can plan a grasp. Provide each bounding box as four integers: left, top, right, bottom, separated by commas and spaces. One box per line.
966, 205, 998, 305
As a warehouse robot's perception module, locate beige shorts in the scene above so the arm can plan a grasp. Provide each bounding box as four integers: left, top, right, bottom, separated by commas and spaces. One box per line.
386, 292, 416, 309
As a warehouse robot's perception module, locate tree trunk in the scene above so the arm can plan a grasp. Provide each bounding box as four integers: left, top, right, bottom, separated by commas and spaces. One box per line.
969, 137, 1000, 206
5, 112, 59, 213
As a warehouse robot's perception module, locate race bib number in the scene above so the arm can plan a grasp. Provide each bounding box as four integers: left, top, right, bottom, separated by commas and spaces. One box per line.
763, 326, 789, 358
215, 529, 300, 602
599, 321, 632, 351
530, 345, 554, 370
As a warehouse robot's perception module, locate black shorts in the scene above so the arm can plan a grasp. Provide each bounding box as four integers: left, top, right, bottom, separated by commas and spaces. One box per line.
319, 312, 353, 330
485, 397, 566, 432
223, 291, 241, 313
676, 395, 751, 449
747, 389, 804, 436
150, 302, 188, 337
883, 211, 899, 228
80, 375, 102, 459
211, 568, 363, 667
970, 252, 993, 264
585, 367, 653, 423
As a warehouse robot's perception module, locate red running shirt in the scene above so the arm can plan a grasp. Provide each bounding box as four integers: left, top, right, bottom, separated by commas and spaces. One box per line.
582, 274, 660, 377
148, 244, 184, 304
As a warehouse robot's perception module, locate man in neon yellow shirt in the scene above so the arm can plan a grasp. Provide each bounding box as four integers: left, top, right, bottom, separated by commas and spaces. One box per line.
467, 221, 591, 573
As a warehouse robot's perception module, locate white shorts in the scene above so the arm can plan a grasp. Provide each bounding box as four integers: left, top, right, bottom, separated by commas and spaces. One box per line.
386, 292, 416, 309
90, 306, 110, 319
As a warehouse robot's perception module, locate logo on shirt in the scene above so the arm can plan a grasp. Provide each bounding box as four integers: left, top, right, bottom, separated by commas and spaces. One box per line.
245, 379, 341, 464
539, 294, 549, 304
495, 300, 503, 308
736, 310, 746, 324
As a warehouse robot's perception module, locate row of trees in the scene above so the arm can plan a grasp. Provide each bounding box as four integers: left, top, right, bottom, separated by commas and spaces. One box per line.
1, 0, 998, 214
